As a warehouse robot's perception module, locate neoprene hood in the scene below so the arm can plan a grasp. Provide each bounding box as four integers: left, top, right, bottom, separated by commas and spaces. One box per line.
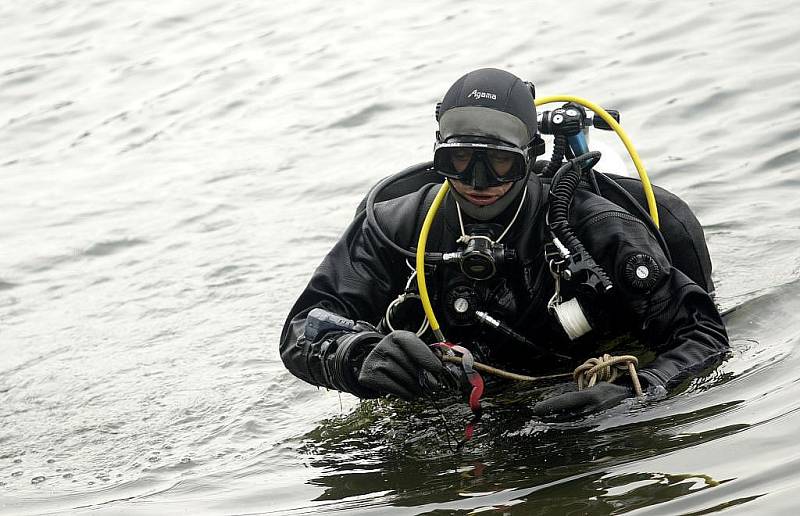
437, 68, 538, 149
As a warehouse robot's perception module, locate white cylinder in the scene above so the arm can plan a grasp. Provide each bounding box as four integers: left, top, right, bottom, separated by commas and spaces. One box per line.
553, 297, 593, 340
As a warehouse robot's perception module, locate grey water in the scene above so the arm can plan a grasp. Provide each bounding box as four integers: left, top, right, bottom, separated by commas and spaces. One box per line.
1, 0, 799, 514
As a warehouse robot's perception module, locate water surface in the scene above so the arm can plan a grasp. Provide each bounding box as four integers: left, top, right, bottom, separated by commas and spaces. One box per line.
2, 0, 800, 514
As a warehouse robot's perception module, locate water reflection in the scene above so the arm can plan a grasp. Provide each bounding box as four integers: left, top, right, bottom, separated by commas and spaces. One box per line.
297, 384, 749, 513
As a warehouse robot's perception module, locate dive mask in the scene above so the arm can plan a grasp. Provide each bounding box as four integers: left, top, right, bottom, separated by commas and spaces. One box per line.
433, 139, 528, 187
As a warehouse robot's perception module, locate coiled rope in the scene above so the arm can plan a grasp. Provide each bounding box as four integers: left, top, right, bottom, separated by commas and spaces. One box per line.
573, 353, 643, 397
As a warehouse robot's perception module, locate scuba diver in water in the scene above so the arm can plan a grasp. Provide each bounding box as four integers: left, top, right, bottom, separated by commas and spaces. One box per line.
279, 68, 729, 421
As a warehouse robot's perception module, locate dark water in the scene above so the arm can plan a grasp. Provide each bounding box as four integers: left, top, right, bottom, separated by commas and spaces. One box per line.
2, 0, 799, 514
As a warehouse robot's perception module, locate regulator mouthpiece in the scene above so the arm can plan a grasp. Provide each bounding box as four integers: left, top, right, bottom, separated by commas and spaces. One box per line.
442, 227, 517, 281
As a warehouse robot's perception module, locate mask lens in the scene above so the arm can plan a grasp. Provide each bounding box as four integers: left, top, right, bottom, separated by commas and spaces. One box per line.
486, 149, 520, 178
450, 148, 474, 173
434, 146, 469, 178
434, 143, 527, 184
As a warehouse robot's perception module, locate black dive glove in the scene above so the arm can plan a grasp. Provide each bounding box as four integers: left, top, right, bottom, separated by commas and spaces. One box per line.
531, 382, 633, 421
357, 330, 444, 401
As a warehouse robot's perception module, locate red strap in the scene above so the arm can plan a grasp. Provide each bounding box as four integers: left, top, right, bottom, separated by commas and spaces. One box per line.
432, 342, 484, 447
467, 371, 484, 413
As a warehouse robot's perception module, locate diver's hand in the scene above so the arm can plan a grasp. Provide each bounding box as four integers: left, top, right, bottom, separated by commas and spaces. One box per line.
437, 361, 472, 394
531, 382, 633, 421
357, 331, 443, 401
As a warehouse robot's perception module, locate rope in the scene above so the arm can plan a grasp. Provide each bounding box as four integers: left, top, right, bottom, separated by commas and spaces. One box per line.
442, 353, 643, 397
573, 354, 644, 397
442, 355, 572, 382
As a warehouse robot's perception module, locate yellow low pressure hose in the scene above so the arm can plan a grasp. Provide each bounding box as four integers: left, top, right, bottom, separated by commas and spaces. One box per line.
416, 181, 450, 341
535, 95, 659, 227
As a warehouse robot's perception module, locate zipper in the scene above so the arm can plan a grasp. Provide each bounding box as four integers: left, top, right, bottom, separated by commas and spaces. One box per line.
578, 210, 651, 232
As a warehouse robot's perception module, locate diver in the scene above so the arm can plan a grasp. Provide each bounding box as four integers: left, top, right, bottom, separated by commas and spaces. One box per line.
279, 68, 729, 421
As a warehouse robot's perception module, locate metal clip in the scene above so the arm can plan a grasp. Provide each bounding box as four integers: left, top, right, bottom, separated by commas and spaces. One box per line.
547, 258, 564, 313
385, 266, 430, 336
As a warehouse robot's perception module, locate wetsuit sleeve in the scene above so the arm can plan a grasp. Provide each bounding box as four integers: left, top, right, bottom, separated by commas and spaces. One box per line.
279, 209, 402, 398
575, 207, 729, 391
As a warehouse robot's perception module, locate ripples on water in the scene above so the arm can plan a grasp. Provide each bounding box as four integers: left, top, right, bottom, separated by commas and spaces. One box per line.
1, 0, 799, 514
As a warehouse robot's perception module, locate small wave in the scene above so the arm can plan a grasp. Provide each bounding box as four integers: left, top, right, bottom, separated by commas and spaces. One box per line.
759, 149, 799, 174
82, 238, 147, 257
175, 204, 234, 227
2, 64, 47, 77
14, 237, 141, 274
327, 103, 393, 129
205, 264, 241, 279
680, 88, 743, 118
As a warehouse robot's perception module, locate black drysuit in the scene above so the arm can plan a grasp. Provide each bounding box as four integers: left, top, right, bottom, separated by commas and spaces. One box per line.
279, 171, 729, 398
